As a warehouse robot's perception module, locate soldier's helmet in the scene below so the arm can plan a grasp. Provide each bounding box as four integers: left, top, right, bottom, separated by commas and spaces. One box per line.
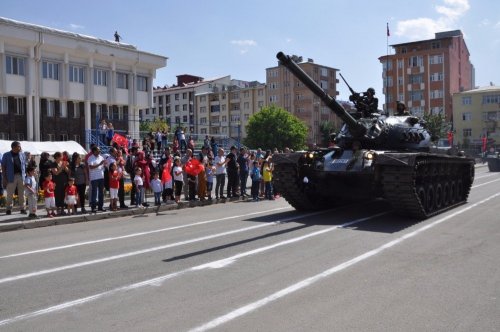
366, 87, 375, 95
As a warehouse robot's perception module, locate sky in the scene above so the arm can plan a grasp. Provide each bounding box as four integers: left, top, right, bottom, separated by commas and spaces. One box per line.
1, 0, 499, 100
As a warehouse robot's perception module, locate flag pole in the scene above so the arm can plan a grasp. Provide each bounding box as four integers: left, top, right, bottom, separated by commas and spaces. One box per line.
386, 22, 390, 115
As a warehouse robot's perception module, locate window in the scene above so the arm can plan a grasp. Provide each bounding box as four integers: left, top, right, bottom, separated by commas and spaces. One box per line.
482, 95, 500, 104
462, 96, 472, 105
258, 89, 264, 96
231, 92, 239, 99
182, 104, 187, 111
15, 133, 24, 140
410, 90, 423, 101
230, 114, 240, 122
320, 80, 328, 89
222, 115, 227, 122
69, 65, 85, 83
409, 56, 423, 67
463, 128, 472, 137
410, 106, 424, 118
58, 103, 67, 117
60, 134, 68, 141
430, 72, 444, 82
47, 100, 56, 117
73, 134, 80, 142
14, 98, 25, 115
118, 106, 124, 120
382, 61, 392, 71
94, 69, 107, 86
47, 133, 55, 141
269, 95, 278, 103
175, 105, 179, 112
175, 116, 180, 124
398, 93, 404, 102
0, 132, 9, 139
244, 113, 250, 120
243, 91, 249, 98
409, 74, 423, 84
232, 104, 240, 111
430, 90, 444, 99
429, 55, 444, 64
42, 61, 59, 80
431, 107, 443, 115
200, 106, 207, 113
182, 115, 188, 123
258, 101, 264, 108
268, 69, 278, 77
199, 95, 205, 102
73, 104, 80, 118
383, 77, 393, 87
462, 112, 472, 121
117, 72, 128, 89
200, 117, 207, 124
244, 102, 249, 110
137, 76, 148, 91
431, 41, 441, 49
182, 92, 187, 99
0, 97, 7, 114
6, 55, 25, 76
398, 76, 403, 85
397, 59, 404, 69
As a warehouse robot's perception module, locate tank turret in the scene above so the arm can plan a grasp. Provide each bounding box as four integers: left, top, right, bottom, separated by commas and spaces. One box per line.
272, 51, 475, 219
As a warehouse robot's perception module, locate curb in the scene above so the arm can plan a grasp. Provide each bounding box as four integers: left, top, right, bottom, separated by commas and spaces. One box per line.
0, 196, 244, 233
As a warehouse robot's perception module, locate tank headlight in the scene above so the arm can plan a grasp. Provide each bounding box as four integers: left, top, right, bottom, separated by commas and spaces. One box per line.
365, 152, 374, 160
308, 153, 314, 159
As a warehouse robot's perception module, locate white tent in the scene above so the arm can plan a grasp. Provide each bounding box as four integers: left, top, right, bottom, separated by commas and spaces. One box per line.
0, 140, 87, 156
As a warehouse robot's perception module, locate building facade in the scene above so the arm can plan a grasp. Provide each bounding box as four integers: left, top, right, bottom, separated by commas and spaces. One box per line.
266, 55, 339, 146
452, 86, 500, 149
146, 75, 266, 141
0, 17, 166, 146
379, 30, 474, 120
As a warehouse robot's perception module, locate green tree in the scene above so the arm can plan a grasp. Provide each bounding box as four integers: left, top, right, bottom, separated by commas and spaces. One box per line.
244, 105, 308, 151
139, 118, 169, 134
422, 113, 451, 142
319, 121, 334, 147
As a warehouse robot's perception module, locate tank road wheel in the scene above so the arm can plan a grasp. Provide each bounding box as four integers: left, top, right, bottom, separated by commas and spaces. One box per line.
442, 182, 450, 207
417, 185, 426, 211
425, 184, 436, 213
449, 181, 457, 204
434, 183, 443, 210
456, 179, 464, 201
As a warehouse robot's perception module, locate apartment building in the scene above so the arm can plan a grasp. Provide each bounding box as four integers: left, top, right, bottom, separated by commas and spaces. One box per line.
147, 75, 266, 141
452, 86, 500, 148
266, 55, 339, 146
0, 17, 166, 146
379, 30, 474, 120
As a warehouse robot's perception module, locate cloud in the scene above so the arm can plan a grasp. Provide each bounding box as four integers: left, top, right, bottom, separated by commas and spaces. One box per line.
230, 40, 257, 47
395, 0, 470, 40
69, 23, 85, 30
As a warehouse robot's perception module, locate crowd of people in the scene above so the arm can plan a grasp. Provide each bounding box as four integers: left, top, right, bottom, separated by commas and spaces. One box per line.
1, 138, 281, 220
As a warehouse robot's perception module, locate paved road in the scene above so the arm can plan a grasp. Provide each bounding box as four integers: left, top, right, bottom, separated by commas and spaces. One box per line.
0, 167, 499, 331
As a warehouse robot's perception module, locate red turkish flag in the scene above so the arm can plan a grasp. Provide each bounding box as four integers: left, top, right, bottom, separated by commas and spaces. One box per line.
481, 136, 487, 152
112, 133, 128, 148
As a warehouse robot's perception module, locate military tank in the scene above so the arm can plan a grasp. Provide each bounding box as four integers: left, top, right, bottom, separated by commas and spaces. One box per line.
272, 52, 475, 219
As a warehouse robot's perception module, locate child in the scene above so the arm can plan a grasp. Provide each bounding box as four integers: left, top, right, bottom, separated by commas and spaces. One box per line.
206, 159, 215, 200
262, 160, 274, 200
150, 171, 162, 206
161, 158, 174, 203
109, 163, 121, 211
24, 166, 39, 219
250, 160, 261, 201
173, 157, 183, 203
134, 167, 144, 208
64, 177, 78, 215
43, 173, 56, 217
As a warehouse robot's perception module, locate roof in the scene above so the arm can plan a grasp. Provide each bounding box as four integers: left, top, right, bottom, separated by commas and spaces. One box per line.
0, 140, 87, 155
390, 30, 463, 47
458, 86, 500, 94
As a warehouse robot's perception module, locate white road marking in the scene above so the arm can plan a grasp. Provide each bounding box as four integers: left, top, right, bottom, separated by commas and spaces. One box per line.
188, 192, 500, 332
0, 207, 290, 259
471, 178, 500, 188
0, 210, 328, 285
0, 212, 386, 327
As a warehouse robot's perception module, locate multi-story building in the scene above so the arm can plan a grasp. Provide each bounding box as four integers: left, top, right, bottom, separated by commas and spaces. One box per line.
379, 30, 474, 120
452, 86, 500, 148
0, 17, 166, 146
266, 55, 339, 146
147, 75, 265, 142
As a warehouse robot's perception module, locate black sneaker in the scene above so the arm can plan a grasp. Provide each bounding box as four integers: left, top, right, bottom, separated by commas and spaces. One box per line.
28, 214, 40, 219
20, 209, 27, 215
97, 208, 107, 212
6, 210, 11, 215
120, 205, 129, 209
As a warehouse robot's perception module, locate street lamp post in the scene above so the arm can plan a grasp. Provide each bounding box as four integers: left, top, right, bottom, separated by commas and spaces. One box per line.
237, 121, 241, 149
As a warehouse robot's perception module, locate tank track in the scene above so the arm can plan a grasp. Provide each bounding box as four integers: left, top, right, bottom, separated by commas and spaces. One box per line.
273, 162, 330, 211
381, 158, 474, 219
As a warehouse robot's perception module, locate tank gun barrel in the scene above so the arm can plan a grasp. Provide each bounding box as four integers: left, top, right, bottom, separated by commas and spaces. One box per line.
276, 52, 366, 137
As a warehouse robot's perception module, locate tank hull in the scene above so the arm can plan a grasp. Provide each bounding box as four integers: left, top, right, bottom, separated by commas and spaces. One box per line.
273, 150, 475, 219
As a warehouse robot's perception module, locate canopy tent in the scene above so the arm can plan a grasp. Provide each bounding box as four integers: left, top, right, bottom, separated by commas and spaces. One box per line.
0, 140, 87, 156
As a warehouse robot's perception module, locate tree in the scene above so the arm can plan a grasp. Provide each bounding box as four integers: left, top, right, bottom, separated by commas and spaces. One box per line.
139, 118, 169, 134
319, 121, 334, 147
422, 113, 451, 142
244, 105, 308, 151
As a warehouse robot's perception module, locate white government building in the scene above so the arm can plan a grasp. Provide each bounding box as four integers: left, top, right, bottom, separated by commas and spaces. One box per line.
0, 17, 166, 147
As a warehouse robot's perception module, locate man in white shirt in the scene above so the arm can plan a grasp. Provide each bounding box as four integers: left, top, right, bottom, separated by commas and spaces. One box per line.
214, 148, 227, 199
87, 146, 106, 212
